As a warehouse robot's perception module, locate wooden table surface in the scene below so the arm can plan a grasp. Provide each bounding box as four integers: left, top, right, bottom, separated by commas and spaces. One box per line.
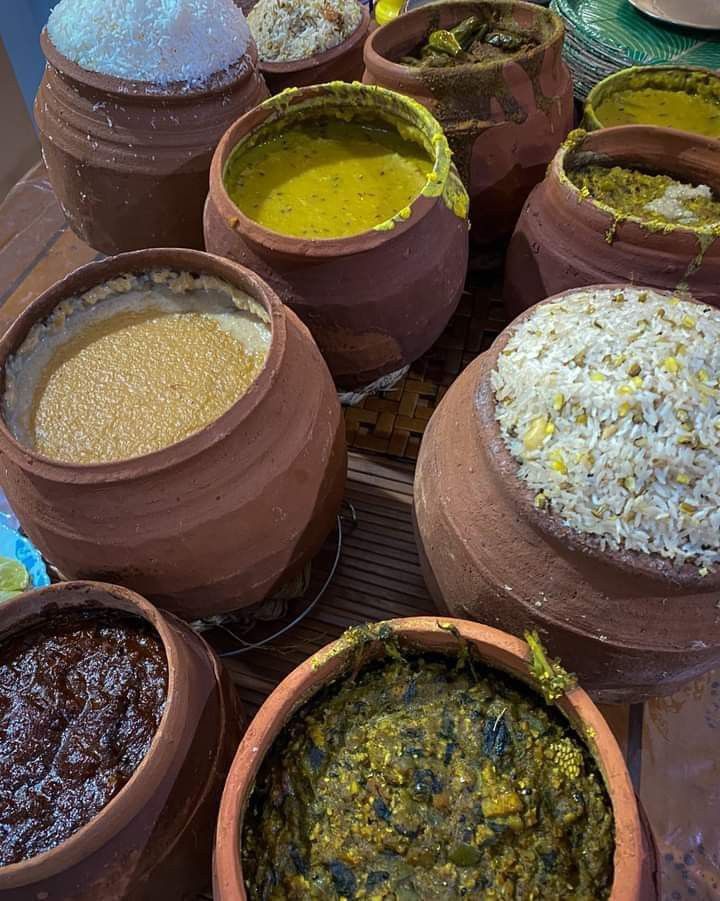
1, 163, 718, 900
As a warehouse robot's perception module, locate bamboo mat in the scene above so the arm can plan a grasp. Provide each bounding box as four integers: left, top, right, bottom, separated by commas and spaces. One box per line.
1, 163, 718, 899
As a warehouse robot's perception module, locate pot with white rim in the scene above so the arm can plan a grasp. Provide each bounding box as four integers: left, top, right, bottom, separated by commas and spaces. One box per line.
0, 580, 242, 900
414, 284, 720, 704
254, 5, 371, 94
0, 248, 346, 619
34, 28, 269, 254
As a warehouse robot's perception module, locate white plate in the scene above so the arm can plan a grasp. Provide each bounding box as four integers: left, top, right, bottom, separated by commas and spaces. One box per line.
627, 0, 720, 31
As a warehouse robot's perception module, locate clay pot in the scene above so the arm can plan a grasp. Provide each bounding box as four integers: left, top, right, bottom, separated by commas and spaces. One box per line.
362, 1, 574, 251
0, 249, 346, 619
213, 616, 651, 900
582, 66, 720, 136
34, 29, 269, 254
256, 6, 370, 94
204, 81, 469, 389
504, 126, 720, 317
413, 286, 720, 704
0, 580, 242, 900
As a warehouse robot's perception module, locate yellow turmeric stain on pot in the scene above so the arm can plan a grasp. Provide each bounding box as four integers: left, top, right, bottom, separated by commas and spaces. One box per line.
224, 119, 432, 239
30, 310, 267, 464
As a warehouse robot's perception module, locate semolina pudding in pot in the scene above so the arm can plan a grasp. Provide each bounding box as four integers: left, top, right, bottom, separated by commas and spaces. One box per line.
492, 286, 720, 573
2, 270, 271, 465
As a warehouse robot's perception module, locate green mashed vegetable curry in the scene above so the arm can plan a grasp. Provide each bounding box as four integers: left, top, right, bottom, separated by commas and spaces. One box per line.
224, 119, 431, 240
242, 653, 614, 899
569, 163, 720, 229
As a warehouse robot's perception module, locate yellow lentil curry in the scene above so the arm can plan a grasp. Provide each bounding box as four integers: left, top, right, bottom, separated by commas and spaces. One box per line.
224, 119, 431, 239
242, 652, 614, 899
594, 87, 720, 138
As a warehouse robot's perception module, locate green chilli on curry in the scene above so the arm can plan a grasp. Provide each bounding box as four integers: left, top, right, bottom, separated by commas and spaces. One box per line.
242, 638, 614, 899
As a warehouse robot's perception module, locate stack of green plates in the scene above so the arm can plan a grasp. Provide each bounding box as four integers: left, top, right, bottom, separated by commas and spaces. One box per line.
552, 0, 720, 99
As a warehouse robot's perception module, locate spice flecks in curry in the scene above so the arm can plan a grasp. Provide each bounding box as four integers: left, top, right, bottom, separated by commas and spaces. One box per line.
224, 119, 432, 239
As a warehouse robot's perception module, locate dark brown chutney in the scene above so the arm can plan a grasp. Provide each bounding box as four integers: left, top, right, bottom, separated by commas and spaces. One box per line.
0, 610, 167, 866
243, 653, 614, 900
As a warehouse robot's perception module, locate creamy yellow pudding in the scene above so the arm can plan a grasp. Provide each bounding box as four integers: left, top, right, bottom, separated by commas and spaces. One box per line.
3, 271, 271, 465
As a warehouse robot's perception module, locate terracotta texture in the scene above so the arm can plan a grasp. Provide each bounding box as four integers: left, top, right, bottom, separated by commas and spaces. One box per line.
504, 126, 720, 317
413, 286, 720, 704
257, 6, 370, 95
204, 82, 469, 389
362, 1, 574, 250
213, 617, 653, 900
0, 249, 346, 619
34, 29, 268, 254
0, 580, 242, 900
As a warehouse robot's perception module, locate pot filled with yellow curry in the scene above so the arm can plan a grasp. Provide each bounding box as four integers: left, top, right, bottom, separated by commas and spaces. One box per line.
583, 66, 720, 139
204, 82, 469, 390
0, 249, 346, 619
214, 618, 657, 900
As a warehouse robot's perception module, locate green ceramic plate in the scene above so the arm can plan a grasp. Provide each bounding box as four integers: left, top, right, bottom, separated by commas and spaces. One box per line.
553, 0, 720, 68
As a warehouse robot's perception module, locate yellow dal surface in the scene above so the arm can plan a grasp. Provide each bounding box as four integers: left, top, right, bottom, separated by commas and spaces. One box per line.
31, 310, 266, 464
594, 87, 720, 137
224, 120, 431, 239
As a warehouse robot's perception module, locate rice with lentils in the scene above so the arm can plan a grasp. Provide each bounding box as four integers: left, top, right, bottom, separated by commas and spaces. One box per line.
248, 0, 362, 63
491, 286, 720, 572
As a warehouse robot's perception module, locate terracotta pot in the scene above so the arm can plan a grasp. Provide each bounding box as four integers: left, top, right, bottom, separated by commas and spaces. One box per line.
256, 6, 370, 94
504, 126, 720, 317
204, 81, 469, 389
0, 249, 346, 619
582, 65, 720, 136
0, 580, 242, 900
213, 616, 651, 899
413, 285, 720, 704
33, 29, 269, 254
362, 1, 574, 250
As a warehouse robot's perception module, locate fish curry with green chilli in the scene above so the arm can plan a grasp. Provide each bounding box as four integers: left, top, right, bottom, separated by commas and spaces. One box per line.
400, 16, 539, 68
242, 648, 614, 899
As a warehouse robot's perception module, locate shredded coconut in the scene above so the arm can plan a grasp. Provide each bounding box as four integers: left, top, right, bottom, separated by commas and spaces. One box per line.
248, 0, 362, 63
47, 0, 251, 87
645, 182, 714, 224
492, 286, 720, 570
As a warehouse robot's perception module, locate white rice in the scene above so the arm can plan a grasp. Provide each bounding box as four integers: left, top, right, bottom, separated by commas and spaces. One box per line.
48, 0, 250, 87
491, 286, 720, 571
248, 0, 362, 63
644, 182, 714, 224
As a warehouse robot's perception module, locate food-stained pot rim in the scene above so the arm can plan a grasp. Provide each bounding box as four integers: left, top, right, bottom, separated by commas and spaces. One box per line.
40, 27, 260, 100
364, 0, 566, 90
214, 617, 644, 901
0, 249, 285, 484
557, 126, 720, 238
482, 283, 720, 593
257, 4, 369, 74
211, 81, 467, 257
0, 580, 193, 885
583, 64, 720, 133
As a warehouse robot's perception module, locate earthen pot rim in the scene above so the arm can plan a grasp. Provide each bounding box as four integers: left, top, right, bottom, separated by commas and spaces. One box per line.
583, 64, 720, 133
208, 81, 460, 259
40, 27, 260, 101
477, 282, 720, 593
257, 5, 369, 75
0, 249, 287, 484
214, 616, 644, 900
364, 0, 565, 86
0, 580, 203, 885
556, 125, 720, 239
